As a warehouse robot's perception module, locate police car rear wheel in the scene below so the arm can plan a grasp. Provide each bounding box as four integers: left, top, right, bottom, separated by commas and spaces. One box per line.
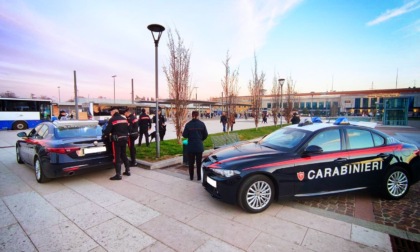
238, 175, 274, 213
383, 167, 409, 200
35, 158, 50, 183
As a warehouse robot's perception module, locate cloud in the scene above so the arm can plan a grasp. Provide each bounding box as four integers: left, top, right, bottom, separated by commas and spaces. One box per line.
367, 0, 420, 26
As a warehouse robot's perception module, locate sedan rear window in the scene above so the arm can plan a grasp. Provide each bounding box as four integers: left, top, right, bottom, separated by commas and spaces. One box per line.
54, 126, 102, 139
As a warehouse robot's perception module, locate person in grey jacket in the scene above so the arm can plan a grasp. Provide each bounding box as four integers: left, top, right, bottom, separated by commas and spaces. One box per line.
182, 111, 208, 181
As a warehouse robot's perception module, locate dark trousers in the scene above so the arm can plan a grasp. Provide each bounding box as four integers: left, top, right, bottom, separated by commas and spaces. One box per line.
188, 152, 203, 180
128, 133, 138, 164
112, 139, 130, 175
138, 128, 149, 146
159, 129, 166, 141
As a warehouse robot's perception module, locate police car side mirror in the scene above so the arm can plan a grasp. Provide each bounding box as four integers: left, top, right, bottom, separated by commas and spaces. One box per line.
302, 145, 323, 156
17, 132, 28, 138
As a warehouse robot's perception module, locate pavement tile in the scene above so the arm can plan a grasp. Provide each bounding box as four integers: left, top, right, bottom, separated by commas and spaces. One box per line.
63, 179, 126, 207
196, 238, 244, 252
148, 196, 203, 223
187, 196, 241, 220
29, 219, 98, 251
86, 217, 155, 252
351, 225, 392, 252
233, 212, 308, 245
187, 212, 261, 250
61, 201, 116, 230
3, 191, 68, 235
0, 167, 32, 197
302, 228, 383, 252
248, 232, 312, 252
0, 199, 17, 228
277, 205, 352, 240
44, 188, 90, 210
105, 198, 160, 227
141, 241, 176, 252
140, 214, 209, 251
0, 223, 36, 252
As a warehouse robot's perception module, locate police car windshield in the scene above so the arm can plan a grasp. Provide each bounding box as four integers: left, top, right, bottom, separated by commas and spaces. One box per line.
260, 128, 309, 150
54, 125, 102, 139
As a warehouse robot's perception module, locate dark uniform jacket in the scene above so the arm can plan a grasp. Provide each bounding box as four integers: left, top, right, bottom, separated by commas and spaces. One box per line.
126, 113, 139, 134
138, 112, 152, 130
153, 114, 166, 131
182, 118, 208, 153
103, 112, 129, 140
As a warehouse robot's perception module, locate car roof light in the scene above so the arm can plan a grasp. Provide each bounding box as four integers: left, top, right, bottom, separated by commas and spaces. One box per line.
311, 117, 322, 123
334, 117, 350, 125
53, 120, 99, 129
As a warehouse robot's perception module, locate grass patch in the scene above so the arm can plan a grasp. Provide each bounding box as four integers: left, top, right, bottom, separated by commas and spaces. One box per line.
135, 124, 282, 162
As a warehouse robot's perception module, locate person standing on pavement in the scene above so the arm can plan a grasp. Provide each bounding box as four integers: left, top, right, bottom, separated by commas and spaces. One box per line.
291, 112, 300, 125
152, 108, 167, 141
138, 109, 151, 147
124, 108, 139, 166
182, 111, 208, 181
220, 112, 227, 132
103, 108, 131, 180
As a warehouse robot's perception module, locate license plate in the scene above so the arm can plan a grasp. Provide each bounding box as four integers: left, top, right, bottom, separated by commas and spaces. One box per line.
84, 146, 106, 154
206, 176, 217, 188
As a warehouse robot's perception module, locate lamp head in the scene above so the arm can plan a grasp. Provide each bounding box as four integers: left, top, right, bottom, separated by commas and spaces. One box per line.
147, 24, 165, 45
278, 78, 285, 86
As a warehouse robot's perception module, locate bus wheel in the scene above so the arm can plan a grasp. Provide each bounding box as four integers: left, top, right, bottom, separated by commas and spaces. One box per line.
12, 121, 27, 130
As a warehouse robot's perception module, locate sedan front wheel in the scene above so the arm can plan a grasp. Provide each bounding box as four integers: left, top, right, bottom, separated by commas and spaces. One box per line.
238, 175, 274, 213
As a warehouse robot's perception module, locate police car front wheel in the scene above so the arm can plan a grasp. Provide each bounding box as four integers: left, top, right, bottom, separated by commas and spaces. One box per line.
238, 175, 274, 213
383, 166, 409, 200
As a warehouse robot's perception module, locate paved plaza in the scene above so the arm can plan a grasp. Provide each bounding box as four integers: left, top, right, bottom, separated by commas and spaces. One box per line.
1, 117, 419, 251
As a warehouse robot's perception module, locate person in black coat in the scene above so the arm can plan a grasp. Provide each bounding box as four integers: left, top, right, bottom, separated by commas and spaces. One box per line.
124, 108, 139, 166
152, 109, 166, 141
291, 112, 301, 125
103, 108, 130, 180
138, 109, 151, 147
182, 111, 208, 181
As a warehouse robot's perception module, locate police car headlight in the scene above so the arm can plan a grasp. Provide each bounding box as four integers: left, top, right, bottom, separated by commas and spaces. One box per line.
213, 169, 240, 178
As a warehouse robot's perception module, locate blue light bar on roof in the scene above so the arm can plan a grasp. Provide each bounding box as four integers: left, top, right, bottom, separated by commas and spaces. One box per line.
334, 117, 350, 125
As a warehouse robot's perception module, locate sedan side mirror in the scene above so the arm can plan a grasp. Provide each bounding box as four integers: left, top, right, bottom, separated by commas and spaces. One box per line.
17, 132, 28, 138
302, 145, 323, 156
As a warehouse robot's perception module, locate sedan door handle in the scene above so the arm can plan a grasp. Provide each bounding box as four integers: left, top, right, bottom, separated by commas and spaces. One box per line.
377, 153, 389, 159
334, 158, 348, 162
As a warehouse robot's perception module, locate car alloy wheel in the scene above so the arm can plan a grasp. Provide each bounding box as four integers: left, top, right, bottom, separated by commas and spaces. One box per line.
238, 175, 274, 213
16, 147, 23, 164
34, 158, 49, 183
384, 167, 409, 200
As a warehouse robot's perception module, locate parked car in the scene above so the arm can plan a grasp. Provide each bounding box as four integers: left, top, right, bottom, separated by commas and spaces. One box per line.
202, 118, 420, 213
16, 120, 113, 183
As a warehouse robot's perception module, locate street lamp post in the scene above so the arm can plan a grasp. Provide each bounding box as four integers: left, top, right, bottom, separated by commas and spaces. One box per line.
278, 78, 285, 127
147, 23, 165, 159
310, 91, 315, 119
57, 86, 61, 102
112, 75, 117, 104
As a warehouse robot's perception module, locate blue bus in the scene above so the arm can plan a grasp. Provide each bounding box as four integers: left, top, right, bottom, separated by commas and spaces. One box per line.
0, 98, 52, 130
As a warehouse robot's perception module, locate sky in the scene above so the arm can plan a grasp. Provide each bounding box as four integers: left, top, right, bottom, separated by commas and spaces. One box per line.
0, 0, 419, 102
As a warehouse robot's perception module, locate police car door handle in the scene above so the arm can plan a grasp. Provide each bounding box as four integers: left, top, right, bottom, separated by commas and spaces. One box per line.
377, 153, 389, 158
334, 158, 347, 163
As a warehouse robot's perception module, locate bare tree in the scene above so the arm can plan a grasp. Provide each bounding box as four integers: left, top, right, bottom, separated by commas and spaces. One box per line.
0, 91, 18, 98
248, 53, 265, 129
163, 28, 192, 144
221, 51, 239, 132
283, 76, 297, 123
271, 76, 281, 126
